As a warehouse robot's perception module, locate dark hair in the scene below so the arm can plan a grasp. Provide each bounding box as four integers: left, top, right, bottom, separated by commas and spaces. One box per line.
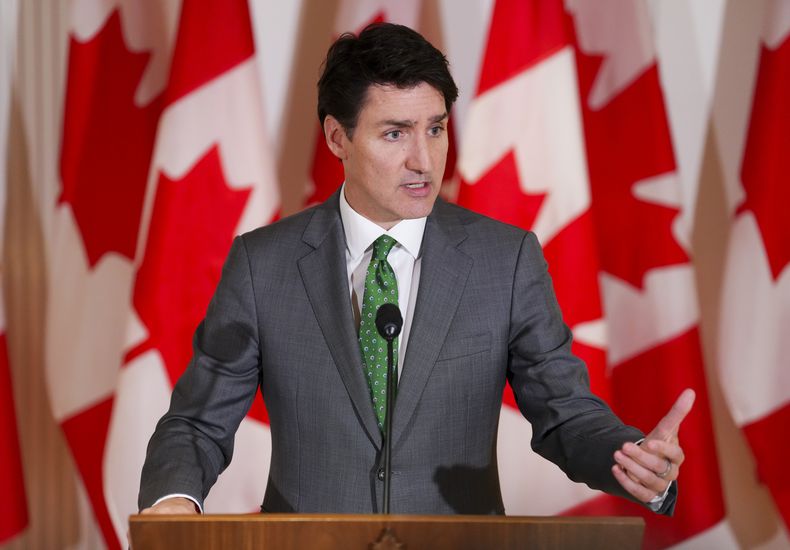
317, 22, 458, 136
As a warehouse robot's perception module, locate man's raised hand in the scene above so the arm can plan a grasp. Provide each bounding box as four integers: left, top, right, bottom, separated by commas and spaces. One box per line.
611, 388, 695, 504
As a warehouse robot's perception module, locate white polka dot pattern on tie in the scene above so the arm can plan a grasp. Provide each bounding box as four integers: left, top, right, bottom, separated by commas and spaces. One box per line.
358, 235, 399, 431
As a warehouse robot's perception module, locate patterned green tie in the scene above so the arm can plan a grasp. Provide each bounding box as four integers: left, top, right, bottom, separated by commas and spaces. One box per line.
359, 235, 399, 431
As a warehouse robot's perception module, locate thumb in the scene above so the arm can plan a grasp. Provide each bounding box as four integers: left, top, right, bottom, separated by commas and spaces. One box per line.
646, 388, 695, 442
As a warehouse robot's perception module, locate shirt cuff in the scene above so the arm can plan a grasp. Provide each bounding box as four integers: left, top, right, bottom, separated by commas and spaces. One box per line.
152, 494, 203, 513
647, 481, 673, 511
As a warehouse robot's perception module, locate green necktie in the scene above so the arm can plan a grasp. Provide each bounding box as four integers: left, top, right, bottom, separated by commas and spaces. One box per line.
359, 235, 399, 431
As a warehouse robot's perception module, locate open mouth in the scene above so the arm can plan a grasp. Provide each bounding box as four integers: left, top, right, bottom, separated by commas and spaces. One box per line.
404, 182, 427, 189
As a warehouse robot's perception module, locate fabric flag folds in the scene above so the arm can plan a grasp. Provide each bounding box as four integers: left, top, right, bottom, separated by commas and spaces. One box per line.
0, 1, 29, 542
0, 323, 27, 545
719, 1, 790, 531
50, 0, 279, 547
0, 313, 27, 545
456, 1, 727, 547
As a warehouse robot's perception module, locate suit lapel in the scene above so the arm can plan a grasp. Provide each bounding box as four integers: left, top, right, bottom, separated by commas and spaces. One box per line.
298, 194, 383, 447
393, 201, 472, 447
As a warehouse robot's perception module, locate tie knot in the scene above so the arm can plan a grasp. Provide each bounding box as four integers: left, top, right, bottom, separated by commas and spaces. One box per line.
372, 235, 398, 260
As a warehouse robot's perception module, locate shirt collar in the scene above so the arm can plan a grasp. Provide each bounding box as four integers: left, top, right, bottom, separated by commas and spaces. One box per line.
339, 184, 427, 263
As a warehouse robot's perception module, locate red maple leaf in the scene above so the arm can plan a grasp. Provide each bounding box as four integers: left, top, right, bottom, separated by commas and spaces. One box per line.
737, 36, 790, 280
59, 10, 164, 267
457, 151, 546, 232
125, 146, 251, 396
573, 47, 688, 289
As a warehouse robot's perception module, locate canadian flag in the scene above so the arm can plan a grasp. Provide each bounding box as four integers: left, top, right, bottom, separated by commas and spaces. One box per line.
51, 0, 278, 547
457, 1, 727, 547
0, 3, 29, 538
305, 0, 457, 207
719, 1, 790, 531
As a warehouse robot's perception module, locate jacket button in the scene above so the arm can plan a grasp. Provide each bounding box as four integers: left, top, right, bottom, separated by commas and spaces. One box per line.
377, 468, 385, 481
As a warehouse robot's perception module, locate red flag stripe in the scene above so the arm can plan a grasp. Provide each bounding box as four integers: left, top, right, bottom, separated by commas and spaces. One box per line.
719, 6, 790, 531
742, 403, 790, 510
60, 398, 118, 550
476, 0, 569, 96
164, 0, 255, 107
736, 34, 790, 280
0, 333, 28, 543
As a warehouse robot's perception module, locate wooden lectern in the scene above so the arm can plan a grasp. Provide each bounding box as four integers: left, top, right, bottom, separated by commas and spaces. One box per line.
129, 514, 644, 549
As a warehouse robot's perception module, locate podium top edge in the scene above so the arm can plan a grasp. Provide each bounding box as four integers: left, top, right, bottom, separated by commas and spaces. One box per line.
129, 514, 645, 526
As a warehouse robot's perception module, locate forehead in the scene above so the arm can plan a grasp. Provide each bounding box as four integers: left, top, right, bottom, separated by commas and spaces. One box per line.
358, 83, 446, 122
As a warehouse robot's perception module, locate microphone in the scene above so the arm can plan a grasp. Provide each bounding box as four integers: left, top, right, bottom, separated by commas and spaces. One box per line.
375, 303, 403, 341
375, 303, 402, 514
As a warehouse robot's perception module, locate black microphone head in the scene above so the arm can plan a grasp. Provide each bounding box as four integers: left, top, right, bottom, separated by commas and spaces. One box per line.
375, 303, 403, 340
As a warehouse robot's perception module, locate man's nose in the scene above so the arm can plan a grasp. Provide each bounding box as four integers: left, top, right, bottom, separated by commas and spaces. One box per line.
405, 134, 431, 173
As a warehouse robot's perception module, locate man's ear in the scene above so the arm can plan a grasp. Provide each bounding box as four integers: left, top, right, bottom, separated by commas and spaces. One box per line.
323, 115, 349, 160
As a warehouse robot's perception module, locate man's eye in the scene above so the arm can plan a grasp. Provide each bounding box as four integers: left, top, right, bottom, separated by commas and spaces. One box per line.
385, 130, 402, 140
429, 125, 445, 136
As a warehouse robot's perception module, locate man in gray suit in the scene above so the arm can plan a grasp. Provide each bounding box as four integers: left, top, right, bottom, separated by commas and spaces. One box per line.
139, 23, 691, 516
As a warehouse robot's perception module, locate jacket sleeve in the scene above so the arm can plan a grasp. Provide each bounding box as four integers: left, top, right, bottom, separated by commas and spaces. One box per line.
138, 236, 261, 511
506, 232, 676, 513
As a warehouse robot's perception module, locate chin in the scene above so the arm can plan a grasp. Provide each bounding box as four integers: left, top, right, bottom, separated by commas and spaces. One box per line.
394, 191, 439, 220
400, 205, 435, 220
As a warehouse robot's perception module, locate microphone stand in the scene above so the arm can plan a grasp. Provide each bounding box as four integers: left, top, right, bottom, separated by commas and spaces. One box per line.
383, 336, 396, 514
375, 303, 402, 515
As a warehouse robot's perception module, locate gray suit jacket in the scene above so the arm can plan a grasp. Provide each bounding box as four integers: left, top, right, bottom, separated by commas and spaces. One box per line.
139, 192, 674, 514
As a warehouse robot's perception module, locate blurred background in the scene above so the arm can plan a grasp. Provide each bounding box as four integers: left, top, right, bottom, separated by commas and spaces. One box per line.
1, 0, 788, 548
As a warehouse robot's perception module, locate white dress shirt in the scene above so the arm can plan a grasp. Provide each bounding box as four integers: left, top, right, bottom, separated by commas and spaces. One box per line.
338, 185, 426, 380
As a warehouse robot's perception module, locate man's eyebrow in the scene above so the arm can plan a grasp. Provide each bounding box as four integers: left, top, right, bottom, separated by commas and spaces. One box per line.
378, 119, 415, 128
378, 113, 448, 127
